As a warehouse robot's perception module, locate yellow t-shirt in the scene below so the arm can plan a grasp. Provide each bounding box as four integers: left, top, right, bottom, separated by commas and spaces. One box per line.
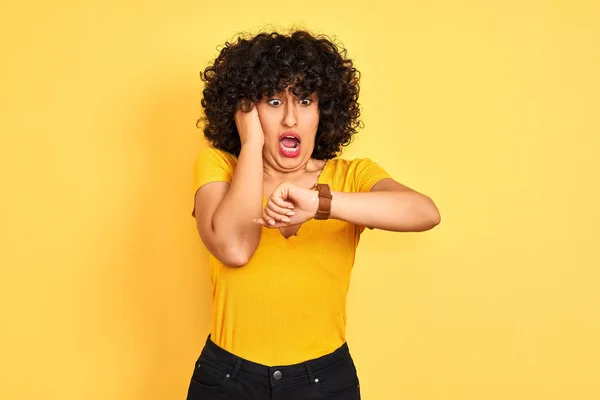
192, 147, 392, 366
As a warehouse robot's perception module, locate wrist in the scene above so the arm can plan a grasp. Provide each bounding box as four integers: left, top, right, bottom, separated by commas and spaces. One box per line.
241, 140, 264, 150
327, 190, 343, 220
313, 184, 333, 220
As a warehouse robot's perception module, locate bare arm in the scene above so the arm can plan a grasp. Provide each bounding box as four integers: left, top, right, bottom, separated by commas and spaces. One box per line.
194, 107, 265, 267
256, 178, 440, 233
329, 178, 441, 232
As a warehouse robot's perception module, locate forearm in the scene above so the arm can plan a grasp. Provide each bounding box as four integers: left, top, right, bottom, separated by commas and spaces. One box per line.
329, 190, 441, 232
212, 143, 264, 261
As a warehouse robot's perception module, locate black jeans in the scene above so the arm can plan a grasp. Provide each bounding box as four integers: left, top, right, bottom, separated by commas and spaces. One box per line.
186, 335, 361, 399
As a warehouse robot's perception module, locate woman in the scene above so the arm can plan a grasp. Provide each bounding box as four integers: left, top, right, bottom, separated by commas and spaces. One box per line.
188, 30, 440, 400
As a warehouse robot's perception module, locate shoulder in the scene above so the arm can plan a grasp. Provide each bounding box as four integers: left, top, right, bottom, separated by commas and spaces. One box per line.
194, 146, 238, 170
196, 146, 238, 163
327, 157, 382, 176
326, 157, 391, 192
193, 147, 238, 190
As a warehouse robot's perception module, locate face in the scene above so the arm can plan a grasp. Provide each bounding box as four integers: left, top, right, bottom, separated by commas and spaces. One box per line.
255, 88, 319, 171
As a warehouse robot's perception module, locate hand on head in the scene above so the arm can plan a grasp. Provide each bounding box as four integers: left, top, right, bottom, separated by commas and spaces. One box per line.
234, 100, 264, 147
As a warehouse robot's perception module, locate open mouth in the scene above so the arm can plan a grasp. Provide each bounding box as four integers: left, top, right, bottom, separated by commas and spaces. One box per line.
279, 134, 301, 157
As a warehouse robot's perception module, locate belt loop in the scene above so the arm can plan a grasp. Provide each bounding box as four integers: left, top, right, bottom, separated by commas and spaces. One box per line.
304, 363, 317, 386
229, 358, 243, 381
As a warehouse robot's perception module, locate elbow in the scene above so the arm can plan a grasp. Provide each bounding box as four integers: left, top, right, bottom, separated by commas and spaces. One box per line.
221, 251, 251, 268
429, 199, 441, 226
412, 198, 440, 232
199, 222, 260, 267
424, 200, 441, 230
430, 209, 441, 228
219, 246, 254, 268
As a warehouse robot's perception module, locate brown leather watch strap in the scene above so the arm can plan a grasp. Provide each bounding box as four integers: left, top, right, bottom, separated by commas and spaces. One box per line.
314, 183, 332, 220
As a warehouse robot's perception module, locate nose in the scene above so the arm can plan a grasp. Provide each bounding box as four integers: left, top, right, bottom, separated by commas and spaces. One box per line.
282, 100, 297, 128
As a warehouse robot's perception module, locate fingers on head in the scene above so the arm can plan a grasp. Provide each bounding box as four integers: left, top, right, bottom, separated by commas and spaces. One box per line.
238, 99, 254, 112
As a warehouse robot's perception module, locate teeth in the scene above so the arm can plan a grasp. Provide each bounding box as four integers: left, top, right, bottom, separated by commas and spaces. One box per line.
280, 142, 299, 152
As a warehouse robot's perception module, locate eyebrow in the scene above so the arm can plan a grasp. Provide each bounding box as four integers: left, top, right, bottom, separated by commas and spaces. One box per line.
268, 91, 317, 99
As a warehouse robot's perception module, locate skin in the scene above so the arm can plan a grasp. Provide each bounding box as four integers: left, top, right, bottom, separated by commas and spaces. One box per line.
254, 89, 325, 238
194, 87, 441, 268
257, 89, 321, 183
252, 88, 441, 235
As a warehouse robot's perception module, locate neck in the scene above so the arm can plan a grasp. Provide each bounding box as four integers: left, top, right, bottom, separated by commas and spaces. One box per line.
263, 158, 324, 183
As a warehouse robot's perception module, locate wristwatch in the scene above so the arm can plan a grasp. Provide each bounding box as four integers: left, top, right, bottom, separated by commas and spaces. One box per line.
313, 183, 332, 220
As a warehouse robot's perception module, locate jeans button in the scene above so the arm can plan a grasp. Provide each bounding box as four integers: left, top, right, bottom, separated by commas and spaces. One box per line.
273, 370, 283, 380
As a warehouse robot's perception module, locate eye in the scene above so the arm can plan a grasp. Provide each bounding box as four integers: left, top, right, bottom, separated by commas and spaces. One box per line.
268, 99, 282, 106
299, 98, 312, 106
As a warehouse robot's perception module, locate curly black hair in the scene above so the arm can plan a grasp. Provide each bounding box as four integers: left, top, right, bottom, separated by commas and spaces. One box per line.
198, 29, 362, 160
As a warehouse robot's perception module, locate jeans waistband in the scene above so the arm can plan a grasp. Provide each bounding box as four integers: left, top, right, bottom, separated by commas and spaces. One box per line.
200, 335, 351, 383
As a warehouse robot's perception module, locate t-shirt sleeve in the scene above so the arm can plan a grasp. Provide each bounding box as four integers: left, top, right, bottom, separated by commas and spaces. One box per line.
351, 158, 393, 193
191, 147, 236, 217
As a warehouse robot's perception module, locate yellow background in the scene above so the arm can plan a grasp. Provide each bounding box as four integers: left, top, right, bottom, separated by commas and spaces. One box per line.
2, 0, 599, 399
